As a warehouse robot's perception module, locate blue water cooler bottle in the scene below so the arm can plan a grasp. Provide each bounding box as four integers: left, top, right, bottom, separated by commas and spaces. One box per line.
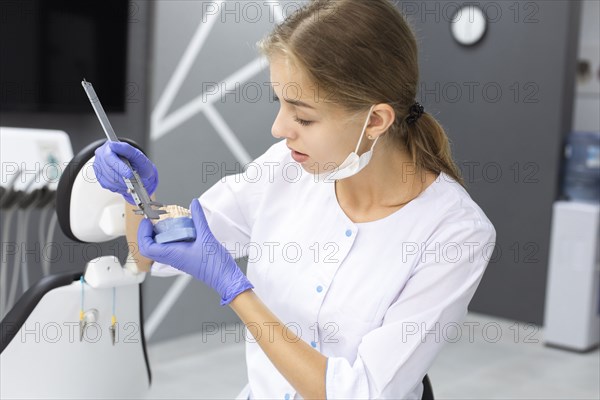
561, 131, 600, 203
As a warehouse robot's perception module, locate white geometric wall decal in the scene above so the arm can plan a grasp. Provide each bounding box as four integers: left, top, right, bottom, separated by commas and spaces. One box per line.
145, 1, 286, 340
151, 0, 285, 164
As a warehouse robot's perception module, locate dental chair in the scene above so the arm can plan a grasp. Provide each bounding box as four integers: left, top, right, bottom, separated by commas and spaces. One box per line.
0, 137, 151, 399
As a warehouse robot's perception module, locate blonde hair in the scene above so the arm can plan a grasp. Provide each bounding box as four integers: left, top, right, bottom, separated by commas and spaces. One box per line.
257, 0, 466, 188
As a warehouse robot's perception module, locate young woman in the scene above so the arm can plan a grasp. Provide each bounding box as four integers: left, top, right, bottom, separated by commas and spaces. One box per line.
94, 0, 496, 398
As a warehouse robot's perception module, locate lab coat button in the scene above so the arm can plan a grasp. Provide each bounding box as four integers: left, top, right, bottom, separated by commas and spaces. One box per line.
284, 393, 290, 400
316, 285, 323, 293
345, 229, 352, 237
310, 341, 317, 348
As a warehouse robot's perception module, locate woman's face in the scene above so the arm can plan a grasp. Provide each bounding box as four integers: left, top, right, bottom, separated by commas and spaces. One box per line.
269, 55, 367, 175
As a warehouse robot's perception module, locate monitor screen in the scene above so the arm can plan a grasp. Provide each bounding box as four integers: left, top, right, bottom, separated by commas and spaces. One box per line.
0, 0, 129, 113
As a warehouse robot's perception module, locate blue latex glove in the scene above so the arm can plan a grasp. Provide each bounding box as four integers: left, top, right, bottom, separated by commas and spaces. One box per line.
93, 141, 159, 205
138, 198, 254, 306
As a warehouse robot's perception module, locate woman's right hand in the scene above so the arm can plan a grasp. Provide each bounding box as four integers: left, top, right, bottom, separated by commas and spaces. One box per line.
93, 141, 159, 205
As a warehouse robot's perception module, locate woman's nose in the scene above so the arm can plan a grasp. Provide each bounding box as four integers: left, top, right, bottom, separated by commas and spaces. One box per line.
271, 111, 296, 140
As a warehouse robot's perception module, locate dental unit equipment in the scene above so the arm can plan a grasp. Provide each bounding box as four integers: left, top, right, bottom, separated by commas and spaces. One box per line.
1, 131, 151, 399
0, 127, 73, 318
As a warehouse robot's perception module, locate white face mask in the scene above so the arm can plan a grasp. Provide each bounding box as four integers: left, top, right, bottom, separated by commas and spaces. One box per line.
315, 105, 377, 182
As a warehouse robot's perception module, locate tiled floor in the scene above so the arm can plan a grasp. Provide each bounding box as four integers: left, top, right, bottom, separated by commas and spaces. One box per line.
143, 312, 599, 399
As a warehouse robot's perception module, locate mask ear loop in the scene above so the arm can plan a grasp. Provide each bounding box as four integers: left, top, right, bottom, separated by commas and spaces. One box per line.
369, 134, 380, 150
354, 105, 377, 154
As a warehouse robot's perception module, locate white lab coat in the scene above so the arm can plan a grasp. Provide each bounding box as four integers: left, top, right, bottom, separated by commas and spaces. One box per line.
152, 140, 497, 399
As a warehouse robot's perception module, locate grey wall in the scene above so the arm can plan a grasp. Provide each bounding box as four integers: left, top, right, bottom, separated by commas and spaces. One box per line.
0, 2, 153, 299
408, 1, 581, 325
144, 0, 582, 343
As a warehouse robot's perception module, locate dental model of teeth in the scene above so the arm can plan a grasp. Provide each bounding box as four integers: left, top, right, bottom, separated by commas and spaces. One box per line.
152, 205, 192, 224
151, 204, 197, 244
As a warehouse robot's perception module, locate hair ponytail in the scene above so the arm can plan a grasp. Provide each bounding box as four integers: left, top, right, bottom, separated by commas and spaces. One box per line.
401, 112, 466, 188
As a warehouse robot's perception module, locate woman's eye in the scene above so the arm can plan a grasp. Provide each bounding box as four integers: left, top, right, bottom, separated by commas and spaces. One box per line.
273, 95, 313, 126
294, 116, 313, 127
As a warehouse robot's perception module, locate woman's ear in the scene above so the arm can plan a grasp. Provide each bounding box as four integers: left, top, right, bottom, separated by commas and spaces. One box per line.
368, 104, 396, 138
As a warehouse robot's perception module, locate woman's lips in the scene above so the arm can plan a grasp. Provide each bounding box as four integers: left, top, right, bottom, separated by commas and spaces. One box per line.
291, 149, 309, 163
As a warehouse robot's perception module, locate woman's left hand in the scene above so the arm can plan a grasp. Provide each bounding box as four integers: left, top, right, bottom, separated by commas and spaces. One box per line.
137, 198, 254, 305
